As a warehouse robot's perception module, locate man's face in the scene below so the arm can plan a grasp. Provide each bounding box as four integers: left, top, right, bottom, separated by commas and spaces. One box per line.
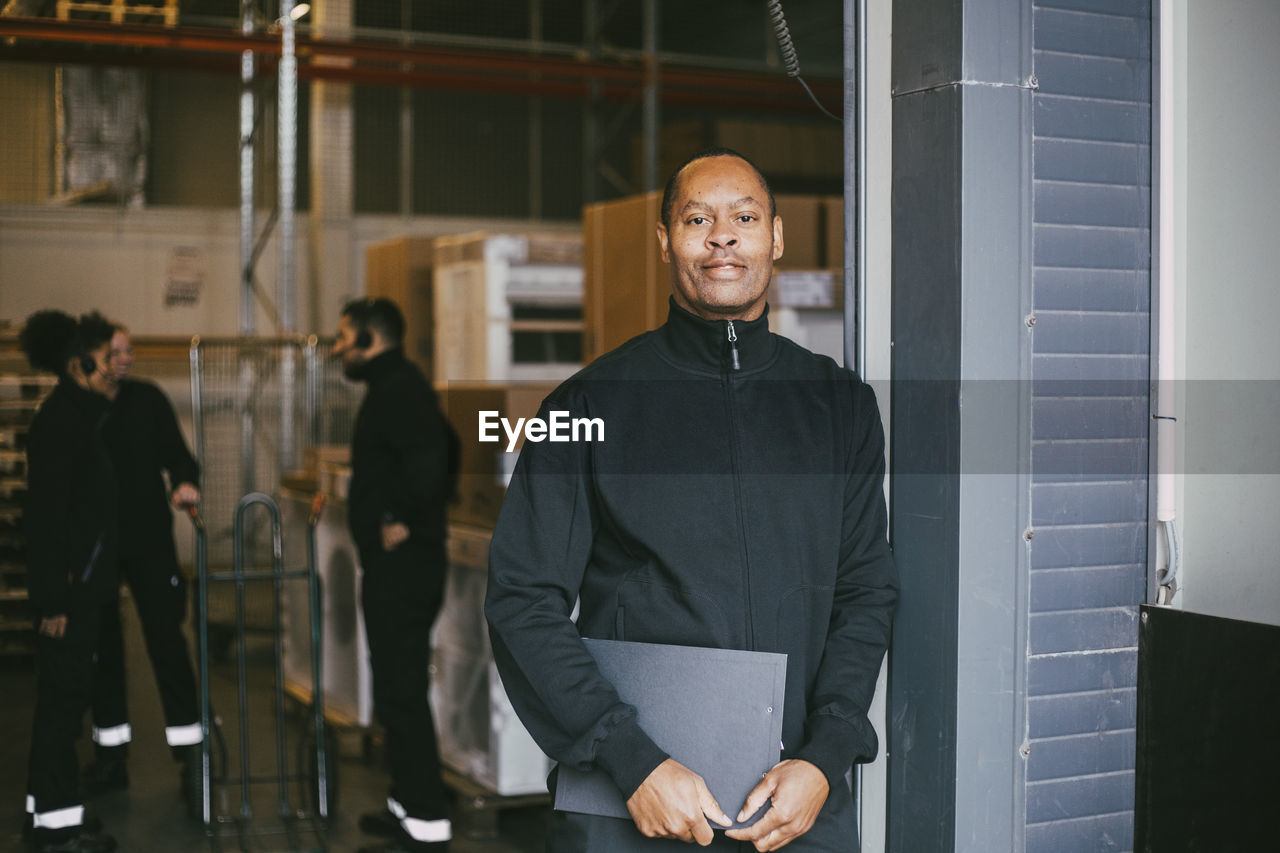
331, 314, 366, 379
656, 155, 784, 322
110, 330, 134, 381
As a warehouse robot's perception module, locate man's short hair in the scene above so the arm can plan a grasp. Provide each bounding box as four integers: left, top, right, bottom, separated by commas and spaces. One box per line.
342, 297, 405, 348
659, 147, 777, 229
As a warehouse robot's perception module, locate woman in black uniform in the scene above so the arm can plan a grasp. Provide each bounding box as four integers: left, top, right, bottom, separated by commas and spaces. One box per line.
19, 310, 119, 853
84, 323, 202, 798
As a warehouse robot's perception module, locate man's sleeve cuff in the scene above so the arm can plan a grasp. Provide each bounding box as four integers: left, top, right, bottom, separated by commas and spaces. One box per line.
791, 714, 876, 792
592, 716, 669, 800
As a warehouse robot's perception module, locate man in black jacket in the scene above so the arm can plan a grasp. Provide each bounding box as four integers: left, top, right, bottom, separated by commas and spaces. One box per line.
485, 149, 898, 852
20, 310, 120, 853
83, 324, 203, 799
332, 298, 458, 853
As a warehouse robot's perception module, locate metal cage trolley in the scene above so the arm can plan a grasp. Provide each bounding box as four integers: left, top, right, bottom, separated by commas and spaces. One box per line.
188, 335, 360, 661
190, 492, 336, 851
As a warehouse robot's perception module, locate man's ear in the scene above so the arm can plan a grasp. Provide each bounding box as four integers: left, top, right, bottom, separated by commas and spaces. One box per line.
772, 215, 785, 262
656, 221, 671, 263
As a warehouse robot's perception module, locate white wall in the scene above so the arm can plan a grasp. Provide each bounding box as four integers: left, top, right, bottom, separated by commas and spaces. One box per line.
1174, 0, 1280, 626
0, 206, 253, 336
0, 205, 575, 338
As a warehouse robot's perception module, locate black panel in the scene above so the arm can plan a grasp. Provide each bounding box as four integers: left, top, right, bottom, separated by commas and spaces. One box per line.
892, 0, 963, 94
888, 84, 963, 853
1135, 605, 1280, 852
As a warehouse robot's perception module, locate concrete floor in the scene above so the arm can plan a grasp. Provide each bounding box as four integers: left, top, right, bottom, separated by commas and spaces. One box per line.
0, 590, 549, 853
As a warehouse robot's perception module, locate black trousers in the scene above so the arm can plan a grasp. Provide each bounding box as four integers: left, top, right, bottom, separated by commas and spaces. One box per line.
28, 595, 103, 824
360, 538, 448, 820
91, 550, 200, 754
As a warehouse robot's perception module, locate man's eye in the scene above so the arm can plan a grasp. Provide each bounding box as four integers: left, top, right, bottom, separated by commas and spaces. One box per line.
738, 214, 757, 223
688, 216, 708, 226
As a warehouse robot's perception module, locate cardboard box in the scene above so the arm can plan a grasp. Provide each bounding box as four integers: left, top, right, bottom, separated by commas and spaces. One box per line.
774, 195, 823, 270
365, 236, 436, 378
303, 444, 351, 473
582, 191, 668, 362
441, 382, 556, 529
825, 196, 845, 272
768, 269, 843, 310
366, 231, 582, 384
432, 232, 583, 383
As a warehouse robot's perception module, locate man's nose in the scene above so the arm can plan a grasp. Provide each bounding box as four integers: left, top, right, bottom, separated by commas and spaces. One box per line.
708, 230, 738, 249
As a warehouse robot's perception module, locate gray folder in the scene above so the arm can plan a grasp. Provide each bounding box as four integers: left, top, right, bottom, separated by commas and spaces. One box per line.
554, 638, 787, 829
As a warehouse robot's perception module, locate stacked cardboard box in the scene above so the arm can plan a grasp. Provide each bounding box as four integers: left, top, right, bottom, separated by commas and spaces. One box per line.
365, 236, 436, 378
365, 232, 582, 385
440, 381, 556, 529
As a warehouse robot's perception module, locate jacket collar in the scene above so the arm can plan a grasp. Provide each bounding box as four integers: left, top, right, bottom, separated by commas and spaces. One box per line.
656, 297, 777, 374
359, 348, 406, 384
56, 375, 110, 417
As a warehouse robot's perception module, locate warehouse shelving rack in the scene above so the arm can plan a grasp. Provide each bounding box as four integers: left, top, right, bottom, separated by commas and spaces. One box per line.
0, 331, 57, 659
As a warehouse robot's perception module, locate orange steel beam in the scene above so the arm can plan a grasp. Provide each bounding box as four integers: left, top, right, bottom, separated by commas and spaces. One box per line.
0, 15, 841, 115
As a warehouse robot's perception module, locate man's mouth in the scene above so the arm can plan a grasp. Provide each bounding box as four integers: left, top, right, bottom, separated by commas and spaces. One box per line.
703, 259, 745, 274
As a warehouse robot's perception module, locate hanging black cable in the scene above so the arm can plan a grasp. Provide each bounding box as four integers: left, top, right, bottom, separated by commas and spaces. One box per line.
766, 0, 841, 122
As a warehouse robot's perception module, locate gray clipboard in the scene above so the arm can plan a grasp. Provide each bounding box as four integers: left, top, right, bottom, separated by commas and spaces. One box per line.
553, 638, 787, 828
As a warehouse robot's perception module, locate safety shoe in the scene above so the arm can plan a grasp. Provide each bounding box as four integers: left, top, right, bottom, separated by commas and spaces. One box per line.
357, 809, 401, 838
356, 818, 451, 852
22, 814, 103, 843
32, 828, 117, 853
79, 759, 128, 799
355, 837, 449, 853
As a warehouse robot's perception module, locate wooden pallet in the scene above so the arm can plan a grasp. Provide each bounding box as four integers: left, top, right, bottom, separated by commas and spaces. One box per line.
0, 581, 34, 658
56, 0, 178, 27
282, 679, 380, 762
441, 766, 550, 841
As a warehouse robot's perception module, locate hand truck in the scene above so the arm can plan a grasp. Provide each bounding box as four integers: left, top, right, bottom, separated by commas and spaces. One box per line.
190, 492, 336, 851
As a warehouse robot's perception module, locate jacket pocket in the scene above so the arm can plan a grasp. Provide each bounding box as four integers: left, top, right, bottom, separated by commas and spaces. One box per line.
613, 579, 735, 648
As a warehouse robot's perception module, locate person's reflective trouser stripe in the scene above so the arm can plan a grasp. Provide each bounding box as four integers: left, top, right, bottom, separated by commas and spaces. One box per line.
91, 723, 132, 747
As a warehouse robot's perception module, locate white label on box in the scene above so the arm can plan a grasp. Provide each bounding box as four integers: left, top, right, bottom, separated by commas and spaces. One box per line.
774, 270, 837, 308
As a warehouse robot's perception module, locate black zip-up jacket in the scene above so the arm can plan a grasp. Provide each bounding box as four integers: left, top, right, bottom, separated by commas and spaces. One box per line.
347, 349, 457, 558
102, 377, 199, 564
486, 301, 898, 823
24, 378, 118, 618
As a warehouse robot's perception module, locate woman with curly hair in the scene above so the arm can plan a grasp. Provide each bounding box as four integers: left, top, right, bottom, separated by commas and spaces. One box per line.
19, 309, 119, 853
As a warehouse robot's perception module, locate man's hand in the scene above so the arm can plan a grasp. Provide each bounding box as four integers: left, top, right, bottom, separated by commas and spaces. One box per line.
626, 758, 733, 846
39, 614, 68, 639
380, 521, 410, 551
725, 759, 829, 851
171, 483, 201, 508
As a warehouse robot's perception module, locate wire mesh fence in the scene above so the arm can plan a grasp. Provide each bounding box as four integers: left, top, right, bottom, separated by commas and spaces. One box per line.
190, 336, 358, 576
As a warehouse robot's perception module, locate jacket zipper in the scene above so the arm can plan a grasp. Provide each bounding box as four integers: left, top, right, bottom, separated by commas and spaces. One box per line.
723, 321, 754, 646
727, 321, 741, 371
